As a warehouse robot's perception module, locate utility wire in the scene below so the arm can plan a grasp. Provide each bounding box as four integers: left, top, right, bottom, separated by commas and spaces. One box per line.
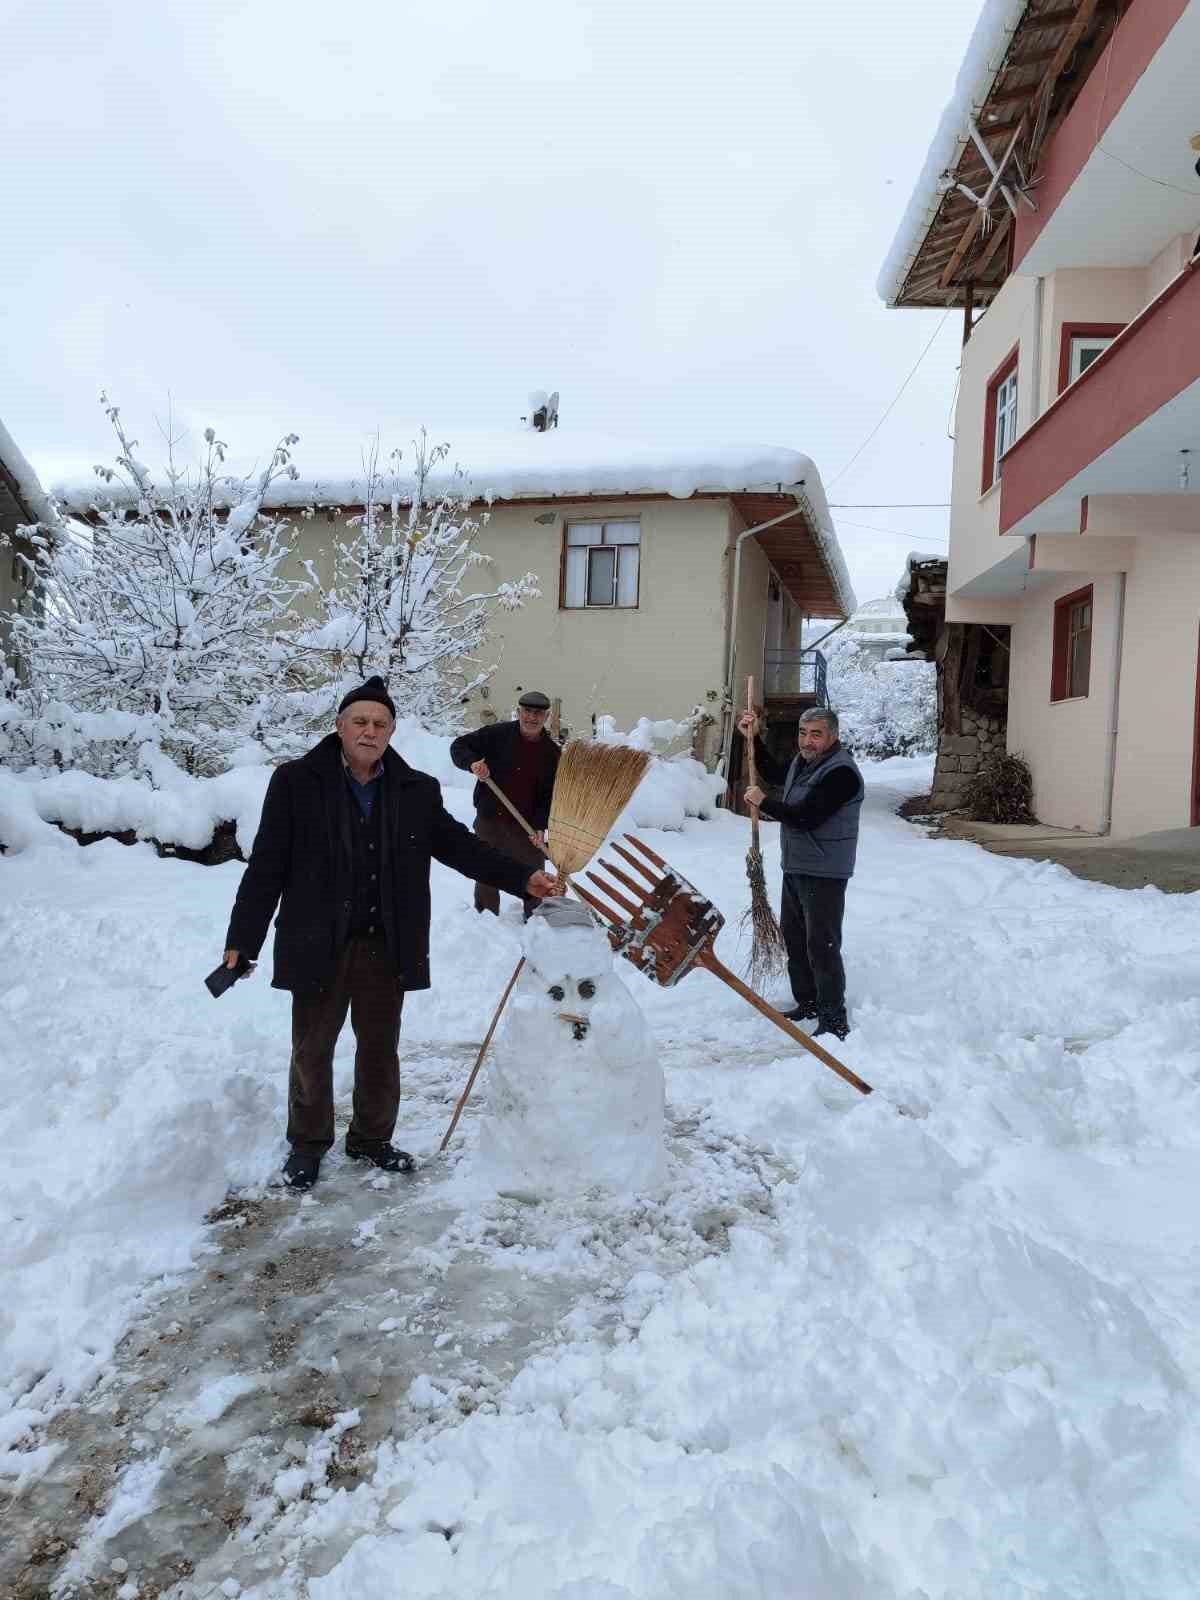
834, 515, 948, 543
827, 311, 953, 489
830, 501, 950, 508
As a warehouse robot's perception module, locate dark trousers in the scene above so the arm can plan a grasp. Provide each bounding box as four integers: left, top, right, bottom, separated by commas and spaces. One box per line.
780, 873, 848, 1017
288, 934, 404, 1153
472, 812, 542, 917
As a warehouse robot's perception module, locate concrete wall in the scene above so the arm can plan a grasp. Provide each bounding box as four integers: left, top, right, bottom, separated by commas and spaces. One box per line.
290, 495, 737, 742
1006, 572, 1122, 832
1110, 531, 1200, 835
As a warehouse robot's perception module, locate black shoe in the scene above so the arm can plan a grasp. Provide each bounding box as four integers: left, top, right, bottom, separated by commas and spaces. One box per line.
345, 1137, 415, 1174
283, 1150, 321, 1190
813, 1010, 849, 1042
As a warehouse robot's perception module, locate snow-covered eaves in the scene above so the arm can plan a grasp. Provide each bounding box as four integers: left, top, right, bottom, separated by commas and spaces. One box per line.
877, 0, 1028, 309
877, 1, 1124, 311
0, 416, 57, 530
49, 426, 856, 617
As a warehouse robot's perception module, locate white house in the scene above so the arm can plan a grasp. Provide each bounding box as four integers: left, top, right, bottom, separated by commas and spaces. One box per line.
882, 0, 1200, 836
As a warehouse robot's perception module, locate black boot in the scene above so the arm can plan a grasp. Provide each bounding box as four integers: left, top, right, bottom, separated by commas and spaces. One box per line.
813, 1009, 849, 1042
346, 1136, 415, 1174
283, 1149, 322, 1190
784, 997, 818, 1024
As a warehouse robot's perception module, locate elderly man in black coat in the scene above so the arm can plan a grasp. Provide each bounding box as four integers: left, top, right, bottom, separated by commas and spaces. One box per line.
223, 676, 555, 1190
449, 689, 561, 918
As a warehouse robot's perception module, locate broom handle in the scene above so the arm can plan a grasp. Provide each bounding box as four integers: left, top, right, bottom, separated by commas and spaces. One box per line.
440, 956, 525, 1152
744, 675, 761, 848
482, 775, 543, 847
696, 947, 873, 1096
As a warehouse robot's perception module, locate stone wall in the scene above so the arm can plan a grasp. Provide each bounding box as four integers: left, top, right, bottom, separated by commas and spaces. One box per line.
928, 709, 1005, 811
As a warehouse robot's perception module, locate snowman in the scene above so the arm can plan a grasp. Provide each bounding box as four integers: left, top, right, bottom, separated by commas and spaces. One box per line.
476, 897, 666, 1195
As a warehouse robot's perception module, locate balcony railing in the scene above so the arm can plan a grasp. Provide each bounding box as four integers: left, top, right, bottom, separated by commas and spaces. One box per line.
763, 648, 827, 704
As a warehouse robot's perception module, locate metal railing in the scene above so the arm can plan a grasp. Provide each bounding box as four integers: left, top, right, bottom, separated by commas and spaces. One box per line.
763, 648, 827, 704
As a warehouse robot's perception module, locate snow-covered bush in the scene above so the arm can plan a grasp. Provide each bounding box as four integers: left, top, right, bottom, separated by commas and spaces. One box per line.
825, 637, 936, 759
6, 397, 306, 776
285, 431, 539, 742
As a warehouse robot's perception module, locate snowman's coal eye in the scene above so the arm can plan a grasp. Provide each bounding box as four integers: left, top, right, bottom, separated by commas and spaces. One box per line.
548, 984, 565, 1002
578, 979, 596, 1000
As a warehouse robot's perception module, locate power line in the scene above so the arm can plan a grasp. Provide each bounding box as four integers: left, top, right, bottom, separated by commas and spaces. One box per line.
835, 515, 949, 543
830, 501, 950, 508
827, 311, 953, 490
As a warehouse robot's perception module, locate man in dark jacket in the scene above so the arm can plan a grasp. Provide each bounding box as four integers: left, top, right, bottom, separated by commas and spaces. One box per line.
739, 705, 864, 1041
449, 690, 561, 918
223, 676, 555, 1190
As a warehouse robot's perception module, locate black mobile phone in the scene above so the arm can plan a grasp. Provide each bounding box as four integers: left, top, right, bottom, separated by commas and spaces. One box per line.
204, 954, 252, 998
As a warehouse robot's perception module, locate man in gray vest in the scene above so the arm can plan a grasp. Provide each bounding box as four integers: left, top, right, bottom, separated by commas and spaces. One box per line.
739, 706, 864, 1041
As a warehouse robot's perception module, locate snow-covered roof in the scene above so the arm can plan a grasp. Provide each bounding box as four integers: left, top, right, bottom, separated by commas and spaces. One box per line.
49, 425, 856, 615
0, 416, 57, 528
877, 0, 1027, 308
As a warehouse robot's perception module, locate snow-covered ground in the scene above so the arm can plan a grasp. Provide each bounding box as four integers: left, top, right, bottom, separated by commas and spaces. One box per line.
4, 754, 1200, 1598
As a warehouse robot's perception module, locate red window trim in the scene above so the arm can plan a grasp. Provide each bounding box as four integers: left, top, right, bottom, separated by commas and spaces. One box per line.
981, 345, 1019, 497
1057, 322, 1125, 397
1051, 583, 1093, 703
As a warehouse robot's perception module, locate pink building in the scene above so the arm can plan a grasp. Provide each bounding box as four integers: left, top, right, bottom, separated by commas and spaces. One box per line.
882, 0, 1200, 836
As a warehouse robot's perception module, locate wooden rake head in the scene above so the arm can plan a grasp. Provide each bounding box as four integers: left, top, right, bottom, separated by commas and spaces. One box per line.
571, 835, 724, 988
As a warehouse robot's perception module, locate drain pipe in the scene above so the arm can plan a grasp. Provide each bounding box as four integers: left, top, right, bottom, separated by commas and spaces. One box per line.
719, 494, 812, 778
1099, 571, 1127, 835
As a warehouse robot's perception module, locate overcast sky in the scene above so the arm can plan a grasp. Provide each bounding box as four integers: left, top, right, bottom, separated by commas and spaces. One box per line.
6, 0, 977, 610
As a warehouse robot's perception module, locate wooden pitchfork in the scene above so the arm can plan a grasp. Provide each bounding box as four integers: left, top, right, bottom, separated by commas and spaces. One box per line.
573, 835, 873, 1096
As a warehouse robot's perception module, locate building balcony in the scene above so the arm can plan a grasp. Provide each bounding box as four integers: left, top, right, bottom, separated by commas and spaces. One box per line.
999, 256, 1200, 538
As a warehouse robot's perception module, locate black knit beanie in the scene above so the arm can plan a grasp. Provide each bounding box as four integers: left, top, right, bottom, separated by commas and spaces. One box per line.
337, 675, 396, 717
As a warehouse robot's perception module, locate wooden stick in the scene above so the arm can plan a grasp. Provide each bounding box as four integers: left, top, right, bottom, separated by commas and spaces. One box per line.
481, 776, 542, 847
697, 947, 873, 1096
609, 839, 660, 888
623, 834, 668, 871
744, 674, 761, 845
439, 957, 525, 1152
585, 870, 644, 922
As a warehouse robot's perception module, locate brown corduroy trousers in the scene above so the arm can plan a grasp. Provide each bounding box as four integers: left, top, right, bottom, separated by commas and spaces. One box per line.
472, 812, 543, 917
287, 933, 403, 1153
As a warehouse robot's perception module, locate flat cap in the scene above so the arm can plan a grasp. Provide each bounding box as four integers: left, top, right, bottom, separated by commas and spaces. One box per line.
517, 689, 551, 710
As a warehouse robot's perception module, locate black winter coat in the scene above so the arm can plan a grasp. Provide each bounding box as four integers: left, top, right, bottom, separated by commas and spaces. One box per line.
225, 734, 533, 992
448, 720, 560, 829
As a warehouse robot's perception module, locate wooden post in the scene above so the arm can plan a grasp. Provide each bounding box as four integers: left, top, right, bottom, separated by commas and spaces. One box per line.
962, 279, 975, 346
550, 696, 562, 743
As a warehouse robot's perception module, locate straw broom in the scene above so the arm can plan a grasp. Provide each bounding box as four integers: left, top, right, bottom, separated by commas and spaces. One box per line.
740, 676, 786, 989
440, 737, 651, 1152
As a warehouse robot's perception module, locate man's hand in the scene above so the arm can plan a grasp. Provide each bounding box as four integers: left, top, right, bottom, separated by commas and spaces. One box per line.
470, 759, 491, 779
525, 870, 557, 899
737, 711, 759, 738
223, 949, 257, 974
744, 785, 766, 809
532, 829, 547, 850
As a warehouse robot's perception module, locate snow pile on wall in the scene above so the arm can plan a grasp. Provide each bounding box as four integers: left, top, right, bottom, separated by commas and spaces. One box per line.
593, 714, 725, 830
827, 638, 937, 759
877, 0, 1028, 306
0, 714, 722, 857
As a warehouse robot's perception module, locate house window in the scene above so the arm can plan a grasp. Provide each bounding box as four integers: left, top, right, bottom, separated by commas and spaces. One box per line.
1051, 585, 1093, 702
982, 348, 1019, 492
562, 520, 640, 609
1057, 322, 1124, 394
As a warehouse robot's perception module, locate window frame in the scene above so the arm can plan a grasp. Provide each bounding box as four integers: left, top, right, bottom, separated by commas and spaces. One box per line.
1051, 583, 1094, 703
1057, 322, 1124, 395
981, 346, 1020, 494
559, 518, 642, 611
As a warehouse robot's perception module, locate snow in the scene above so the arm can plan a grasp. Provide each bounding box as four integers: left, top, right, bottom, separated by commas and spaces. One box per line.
4, 755, 1200, 1595
46, 425, 856, 619
877, 0, 1028, 307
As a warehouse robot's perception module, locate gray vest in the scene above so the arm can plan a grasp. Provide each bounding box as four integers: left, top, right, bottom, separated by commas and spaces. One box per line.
779, 746, 864, 880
